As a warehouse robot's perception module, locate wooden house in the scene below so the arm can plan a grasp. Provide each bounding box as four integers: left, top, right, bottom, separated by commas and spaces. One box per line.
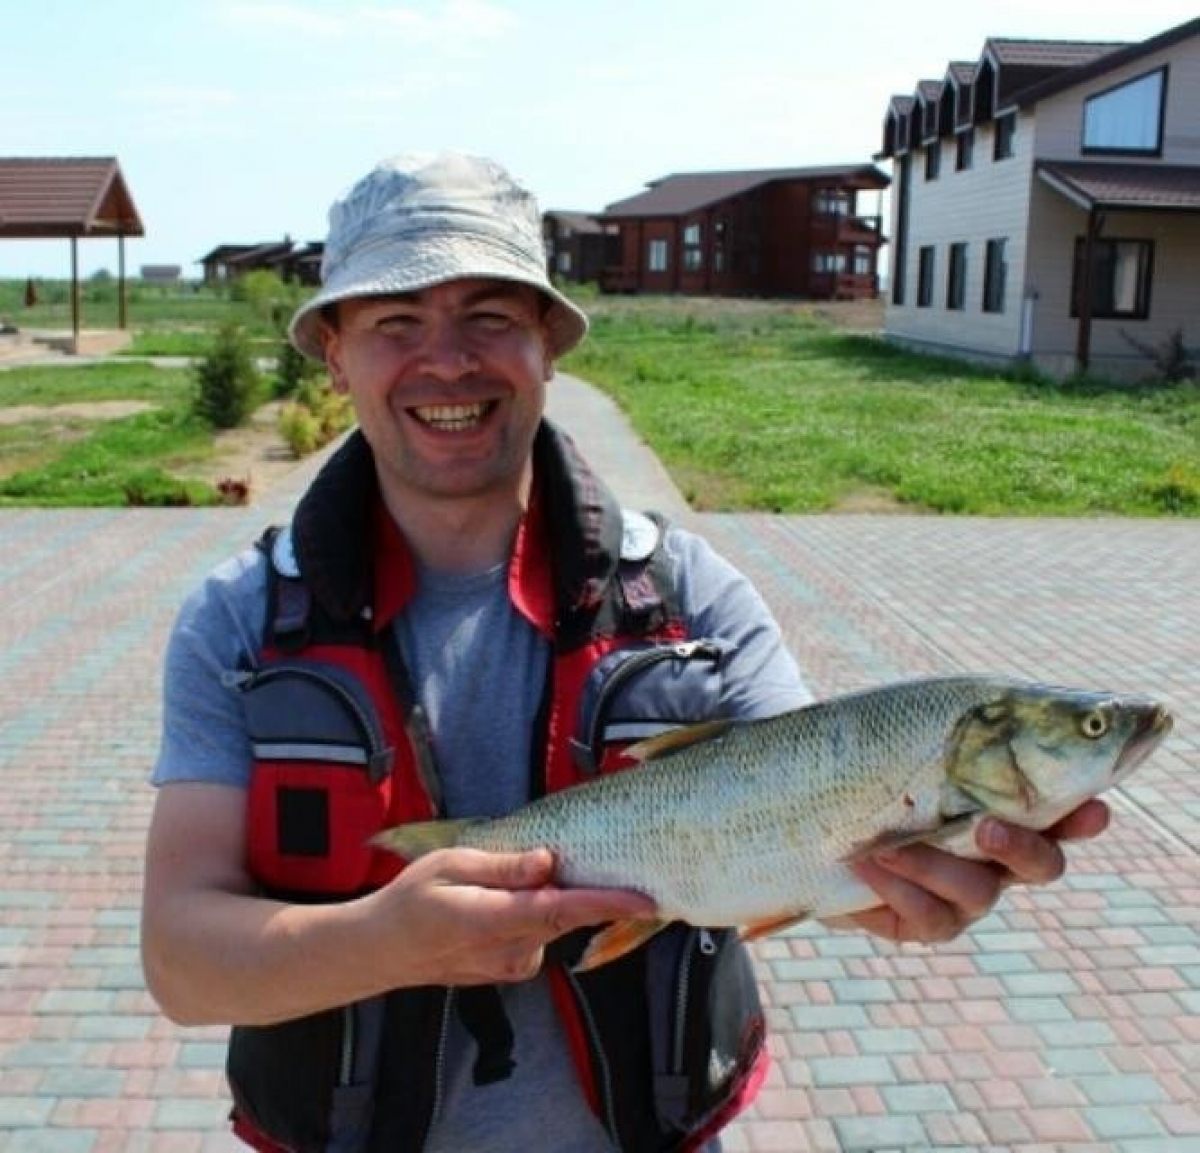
879, 16, 1200, 379
542, 211, 619, 285
598, 165, 889, 299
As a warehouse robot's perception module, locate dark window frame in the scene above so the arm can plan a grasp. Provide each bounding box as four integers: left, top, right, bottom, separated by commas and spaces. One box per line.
1070, 237, 1155, 320
982, 238, 1007, 314
1081, 66, 1168, 158
924, 142, 941, 181
993, 112, 1016, 161
947, 242, 968, 311
956, 129, 975, 171
917, 246, 935, 307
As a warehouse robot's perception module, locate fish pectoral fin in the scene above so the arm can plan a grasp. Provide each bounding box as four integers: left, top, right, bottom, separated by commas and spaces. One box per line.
574, 919, 670, 972
624, 719, 734, 763
844, 813, 980, 862
370, 818, 478, 860
739, 912, 811, 942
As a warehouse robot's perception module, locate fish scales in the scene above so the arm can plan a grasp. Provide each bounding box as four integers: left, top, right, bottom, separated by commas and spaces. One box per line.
374, 674, 1173, 964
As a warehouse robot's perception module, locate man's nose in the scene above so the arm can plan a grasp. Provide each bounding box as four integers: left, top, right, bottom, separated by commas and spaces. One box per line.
417, 321, 480, 381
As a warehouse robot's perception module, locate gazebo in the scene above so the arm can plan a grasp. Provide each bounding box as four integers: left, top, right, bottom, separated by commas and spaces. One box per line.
0, 157, 145, 352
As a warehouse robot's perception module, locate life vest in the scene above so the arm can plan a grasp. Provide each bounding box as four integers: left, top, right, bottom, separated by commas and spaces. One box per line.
226, 423, 769, 1153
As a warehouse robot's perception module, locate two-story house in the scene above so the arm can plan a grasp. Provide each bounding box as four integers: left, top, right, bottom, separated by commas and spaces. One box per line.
597, 165, 889, 301
879, 16, 1200, 379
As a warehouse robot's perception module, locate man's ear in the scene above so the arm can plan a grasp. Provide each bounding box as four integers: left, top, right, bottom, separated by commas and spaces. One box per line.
319, 318, 348, 394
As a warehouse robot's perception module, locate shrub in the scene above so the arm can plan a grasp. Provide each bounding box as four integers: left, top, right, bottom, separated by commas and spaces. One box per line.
278, 379, 354, 457
279, 401, 321, 457
1121, 327, 1197, 385
274, 334, 324, 397
215, 476, 252, 506
193, 323, 262, 429
1144, 463, 1200, 513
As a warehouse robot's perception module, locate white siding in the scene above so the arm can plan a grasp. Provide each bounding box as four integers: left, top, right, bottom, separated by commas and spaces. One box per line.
885, 115, 1033, 361
1033, 36, 1200, 163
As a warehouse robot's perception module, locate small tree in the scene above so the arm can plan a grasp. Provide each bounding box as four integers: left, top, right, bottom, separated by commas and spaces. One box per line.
194, 322, 262, 429
274, 332, 324, 397
23, 277, 38, 308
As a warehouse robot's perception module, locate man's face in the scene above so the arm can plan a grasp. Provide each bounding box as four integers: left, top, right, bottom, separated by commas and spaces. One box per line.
320, 278, 553, 505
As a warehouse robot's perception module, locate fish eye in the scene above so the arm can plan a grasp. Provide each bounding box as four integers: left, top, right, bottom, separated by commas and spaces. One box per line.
1080, 710, 1110, 739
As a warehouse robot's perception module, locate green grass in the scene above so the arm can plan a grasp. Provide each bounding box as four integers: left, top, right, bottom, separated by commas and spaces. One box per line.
0, 361, 225, 506
562, 298, 1199, 516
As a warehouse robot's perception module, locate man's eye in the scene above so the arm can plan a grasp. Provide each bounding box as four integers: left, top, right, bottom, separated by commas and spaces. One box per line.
470, 311, 517, 331
376, 315, 421, 335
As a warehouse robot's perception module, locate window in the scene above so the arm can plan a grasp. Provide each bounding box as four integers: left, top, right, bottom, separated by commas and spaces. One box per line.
1082, 67, 1166, 155
682, 223, 703, 271
1071, 238, 1154, 319
924, 143, 941, 181
853, 245, 872, 276
556, 251, 572, 274
813, 252, 847, 273
917, 246, 935, 307
947, 243, 967, 310
956, 129, 975, 171
647, 238, 668, 273
994, 112, 1016, 160
983, 239, 1007, 313
814, 189, 851, 216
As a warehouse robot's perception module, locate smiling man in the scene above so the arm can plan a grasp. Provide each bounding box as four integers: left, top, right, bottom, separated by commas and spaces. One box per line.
140, 152, 1108, 1153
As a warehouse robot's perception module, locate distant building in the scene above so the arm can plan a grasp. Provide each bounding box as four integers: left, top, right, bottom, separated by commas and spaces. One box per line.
197, 238, 323, 286
878, 15, 1200, 379
542, 211, 619, 284
140, 264, 182, 282
597, 165, 889, 300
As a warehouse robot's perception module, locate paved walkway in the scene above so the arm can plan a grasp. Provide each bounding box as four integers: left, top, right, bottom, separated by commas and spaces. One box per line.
0, 372, 1196, 1151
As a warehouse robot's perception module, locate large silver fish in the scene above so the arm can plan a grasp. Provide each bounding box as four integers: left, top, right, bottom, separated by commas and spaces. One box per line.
374, 675, 1172, 970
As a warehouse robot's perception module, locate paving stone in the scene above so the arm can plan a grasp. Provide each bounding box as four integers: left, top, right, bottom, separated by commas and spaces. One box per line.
832, 1115, 928, 1150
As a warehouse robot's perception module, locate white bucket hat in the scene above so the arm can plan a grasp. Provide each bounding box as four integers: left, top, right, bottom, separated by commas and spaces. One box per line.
288, 151, 589, 362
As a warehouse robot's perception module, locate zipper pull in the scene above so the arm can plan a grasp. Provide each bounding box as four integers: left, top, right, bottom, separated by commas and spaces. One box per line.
698, 928, 717, 956
221, 668, 255, 690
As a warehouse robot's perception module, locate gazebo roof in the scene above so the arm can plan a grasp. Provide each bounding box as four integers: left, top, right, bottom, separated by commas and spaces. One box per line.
0, 157, 144, 239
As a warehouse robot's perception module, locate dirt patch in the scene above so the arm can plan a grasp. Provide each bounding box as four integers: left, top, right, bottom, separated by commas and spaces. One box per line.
183, 401, 306, 497
0, 400, 156, 425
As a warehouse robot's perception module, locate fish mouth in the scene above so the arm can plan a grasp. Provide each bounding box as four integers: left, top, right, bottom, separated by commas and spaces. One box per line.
1115, 703, 1173, 777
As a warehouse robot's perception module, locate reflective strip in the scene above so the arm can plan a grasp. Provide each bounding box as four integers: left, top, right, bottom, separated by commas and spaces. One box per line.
251, 742, 369, 765
603, 721, 682, 742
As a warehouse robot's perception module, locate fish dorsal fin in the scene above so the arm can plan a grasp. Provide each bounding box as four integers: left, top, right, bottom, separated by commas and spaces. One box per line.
624, 718, 734, 763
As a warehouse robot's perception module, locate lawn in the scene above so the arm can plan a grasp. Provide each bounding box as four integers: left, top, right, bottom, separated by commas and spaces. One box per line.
563, 297, 1199, 516
2, 282, 1197, 514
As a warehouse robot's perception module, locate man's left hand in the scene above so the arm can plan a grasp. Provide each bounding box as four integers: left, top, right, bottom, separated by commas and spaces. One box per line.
829, 799, 1111, 944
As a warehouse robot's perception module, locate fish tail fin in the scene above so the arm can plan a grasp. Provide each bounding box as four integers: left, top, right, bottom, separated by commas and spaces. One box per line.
371, 818, 478, 860
739, 911, 811, 943
573, 918, 670, 972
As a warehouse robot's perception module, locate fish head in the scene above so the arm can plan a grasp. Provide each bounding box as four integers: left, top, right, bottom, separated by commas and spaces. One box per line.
947, 683, 1173, 827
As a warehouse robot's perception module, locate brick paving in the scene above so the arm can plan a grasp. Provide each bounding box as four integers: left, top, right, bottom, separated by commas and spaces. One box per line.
0, 372, 1196, 1151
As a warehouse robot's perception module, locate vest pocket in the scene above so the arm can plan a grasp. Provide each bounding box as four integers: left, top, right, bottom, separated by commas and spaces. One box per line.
238, 662, 394, 895
572, 639, 731, 775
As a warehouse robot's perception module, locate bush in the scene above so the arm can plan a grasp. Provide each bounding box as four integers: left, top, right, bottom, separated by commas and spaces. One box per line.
193, 323, 262, 429
279, 401, 322, 457
275, 334, 324, 397
279, 379, 354, 457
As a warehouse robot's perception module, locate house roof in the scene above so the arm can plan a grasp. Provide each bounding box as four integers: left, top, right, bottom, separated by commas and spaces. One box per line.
1014, 16, 1200, 107
946, 61, 978, 86
0, 157, 144, 239
545, 210, 605, 234
1036, 161, 1200, 212
984, 39, 1127, 68
198, 243, 261, 262
603, 165, 889, 218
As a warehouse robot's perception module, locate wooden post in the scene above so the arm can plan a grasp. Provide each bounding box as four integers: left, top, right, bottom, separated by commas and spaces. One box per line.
118, 235, 128, 330
1075, 208, 1101, 374
70, 237, 81, 355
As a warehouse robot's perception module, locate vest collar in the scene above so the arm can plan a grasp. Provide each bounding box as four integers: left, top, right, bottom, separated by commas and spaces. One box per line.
289, 423, 625, 634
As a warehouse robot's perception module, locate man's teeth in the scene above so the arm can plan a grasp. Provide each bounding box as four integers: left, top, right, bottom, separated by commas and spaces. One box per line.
413, 403, 488, 431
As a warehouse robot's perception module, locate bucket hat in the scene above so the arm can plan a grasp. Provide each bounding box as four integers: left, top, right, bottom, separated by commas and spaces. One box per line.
288, 152, 589, 361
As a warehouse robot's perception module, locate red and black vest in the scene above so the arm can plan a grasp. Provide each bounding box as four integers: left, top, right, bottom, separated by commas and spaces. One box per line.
226, 423, 768, 1152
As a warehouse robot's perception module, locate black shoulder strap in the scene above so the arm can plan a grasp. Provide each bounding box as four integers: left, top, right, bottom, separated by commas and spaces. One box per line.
257, 525, 313, 653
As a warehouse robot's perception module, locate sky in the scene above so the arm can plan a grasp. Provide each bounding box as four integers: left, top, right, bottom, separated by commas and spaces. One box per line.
4, 0, 1196, 279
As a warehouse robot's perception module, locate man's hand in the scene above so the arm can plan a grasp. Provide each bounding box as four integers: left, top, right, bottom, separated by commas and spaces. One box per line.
363, 846, 658, 988
828, 799, 1111, 944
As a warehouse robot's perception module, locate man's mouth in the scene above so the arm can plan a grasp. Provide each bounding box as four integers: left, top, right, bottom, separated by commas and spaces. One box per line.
410, 402, 494, 432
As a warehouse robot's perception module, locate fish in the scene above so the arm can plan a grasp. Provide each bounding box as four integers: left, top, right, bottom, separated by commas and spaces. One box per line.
372, 675, 1172, 971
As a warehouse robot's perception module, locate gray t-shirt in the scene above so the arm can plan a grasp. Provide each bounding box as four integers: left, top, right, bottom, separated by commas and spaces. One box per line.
153, 524, 810, 1150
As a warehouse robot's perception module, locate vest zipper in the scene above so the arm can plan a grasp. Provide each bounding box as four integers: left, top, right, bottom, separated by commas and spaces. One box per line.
339, 1004, 355, 1085
429, 989, 454, 1129
232, 665, 391, 782
672, 928, 717, 1073
564, 968, 620, 1142
583, 641, 724, 770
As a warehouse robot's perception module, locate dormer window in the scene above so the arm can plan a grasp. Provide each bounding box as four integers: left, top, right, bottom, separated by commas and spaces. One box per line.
994, 113, 1016, 161
956, 129, 975, 171
1082, 67, 1167, 156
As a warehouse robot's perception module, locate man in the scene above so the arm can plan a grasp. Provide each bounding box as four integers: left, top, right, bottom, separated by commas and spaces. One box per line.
141, 152, 1108, 1152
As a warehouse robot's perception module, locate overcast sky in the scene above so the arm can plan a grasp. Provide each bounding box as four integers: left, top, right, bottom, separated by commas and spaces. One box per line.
5, 0, 1195, 279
